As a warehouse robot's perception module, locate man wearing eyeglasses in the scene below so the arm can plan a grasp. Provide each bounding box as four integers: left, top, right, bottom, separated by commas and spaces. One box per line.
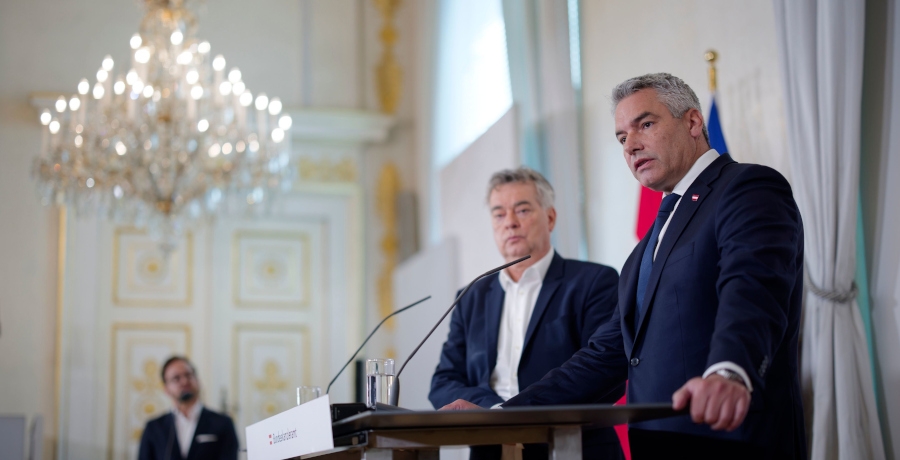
138, 356, 239, 460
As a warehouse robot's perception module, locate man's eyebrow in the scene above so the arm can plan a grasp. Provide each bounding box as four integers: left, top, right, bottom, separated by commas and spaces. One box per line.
631, 111, 654, 125
491, 200, 534, 212
616, 111, 655, 137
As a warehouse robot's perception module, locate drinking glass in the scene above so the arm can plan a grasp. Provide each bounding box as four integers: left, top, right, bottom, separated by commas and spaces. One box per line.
296, 385, 322, 405
365, 358, 395, 408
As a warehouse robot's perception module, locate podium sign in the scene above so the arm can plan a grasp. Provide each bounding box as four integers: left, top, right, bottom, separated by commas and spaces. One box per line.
246, 395, 334, 460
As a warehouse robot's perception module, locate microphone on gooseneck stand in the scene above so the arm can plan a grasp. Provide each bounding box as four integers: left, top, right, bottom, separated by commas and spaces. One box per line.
327, 295, 431, 422
326, 295, 432, 395
388, 255, 531, 407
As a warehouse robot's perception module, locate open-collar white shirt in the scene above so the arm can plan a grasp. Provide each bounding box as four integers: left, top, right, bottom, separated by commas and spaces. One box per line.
651, 149, 753, 392
490, 247, 555, 401
653, 149, 719, 259
173, 402, 203, 458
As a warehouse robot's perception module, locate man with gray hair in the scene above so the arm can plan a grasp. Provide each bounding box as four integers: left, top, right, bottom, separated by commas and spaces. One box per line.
443, 73, 806, 459
430, 167, 625, 459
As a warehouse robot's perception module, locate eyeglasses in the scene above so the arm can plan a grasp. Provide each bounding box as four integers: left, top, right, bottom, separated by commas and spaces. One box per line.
165, 371, 196, 384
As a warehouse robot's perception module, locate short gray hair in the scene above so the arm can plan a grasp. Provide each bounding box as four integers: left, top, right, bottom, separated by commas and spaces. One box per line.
486, 167, 555, 209
611, 73, 709, 145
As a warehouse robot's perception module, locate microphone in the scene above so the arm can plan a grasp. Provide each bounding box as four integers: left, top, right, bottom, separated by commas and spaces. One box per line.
325, 295, 431, 395
388, 254, 531, 406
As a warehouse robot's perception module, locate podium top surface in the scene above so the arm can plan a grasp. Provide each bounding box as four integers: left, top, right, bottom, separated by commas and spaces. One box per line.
332, 403, 682, 437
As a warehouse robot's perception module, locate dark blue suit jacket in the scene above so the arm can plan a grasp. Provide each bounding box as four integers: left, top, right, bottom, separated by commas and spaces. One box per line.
138, 407, 239, 460
504, 155, 807, 459
429, 252, 625, 455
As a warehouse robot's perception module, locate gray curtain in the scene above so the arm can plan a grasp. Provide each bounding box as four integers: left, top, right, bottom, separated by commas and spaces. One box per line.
772, 0, 885, 458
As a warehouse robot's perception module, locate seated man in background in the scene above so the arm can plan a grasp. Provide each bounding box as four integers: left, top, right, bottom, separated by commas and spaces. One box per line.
139, 356, 239, 460
429, 167, 625, 459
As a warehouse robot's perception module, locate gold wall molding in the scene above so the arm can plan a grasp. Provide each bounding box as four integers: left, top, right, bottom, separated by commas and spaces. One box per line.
298, 157, 357, 183
253, 359, 290, 417
373, 0, 403, 114
231, 323, 311, 428
53, 207, 67, 460
112, 227, 194, 307
375, 163, 401, 348
127, 357, 168, 441
107, 322, 191, 460
231, 230, 313, 309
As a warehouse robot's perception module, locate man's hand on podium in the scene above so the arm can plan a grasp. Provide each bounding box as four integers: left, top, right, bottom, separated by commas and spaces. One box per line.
439, 399, 482, 411
672, 375, 751, 432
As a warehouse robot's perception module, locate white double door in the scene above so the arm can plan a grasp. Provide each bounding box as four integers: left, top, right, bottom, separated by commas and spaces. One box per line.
58, 188, 362, 459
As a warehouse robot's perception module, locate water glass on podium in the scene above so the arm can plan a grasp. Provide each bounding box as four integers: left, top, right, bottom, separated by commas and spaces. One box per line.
365, 358, 395, 408
296, 385, 322, 405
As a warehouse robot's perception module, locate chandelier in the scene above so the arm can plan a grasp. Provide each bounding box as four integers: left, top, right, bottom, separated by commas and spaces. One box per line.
33, 0, 294, 251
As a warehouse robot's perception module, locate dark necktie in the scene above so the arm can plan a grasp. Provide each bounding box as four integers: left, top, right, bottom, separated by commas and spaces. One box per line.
635, 193, 681, 320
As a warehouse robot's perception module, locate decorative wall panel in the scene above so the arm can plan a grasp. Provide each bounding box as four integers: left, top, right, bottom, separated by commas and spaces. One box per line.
232, 231, 311, 309
56, 108, 375, 457
112, 228, 193, 307
108, 323, 191, 460
232, 324, 310, 431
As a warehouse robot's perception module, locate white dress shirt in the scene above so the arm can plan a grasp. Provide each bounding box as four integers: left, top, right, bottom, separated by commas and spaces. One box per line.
173, 402, 203, 458
490, 247, 556, 401
651, 149, 753, 392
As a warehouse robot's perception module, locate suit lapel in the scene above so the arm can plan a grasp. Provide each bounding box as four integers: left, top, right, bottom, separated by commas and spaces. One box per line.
621, 237, 648, 350
185, 408, 209, 460
634, 154, 734, 340
163, 413, 184, 460
522, 252, 563, 353
485, 276, 505, 373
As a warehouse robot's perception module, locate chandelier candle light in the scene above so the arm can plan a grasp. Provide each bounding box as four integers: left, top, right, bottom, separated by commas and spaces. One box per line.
33, 0, 294, 251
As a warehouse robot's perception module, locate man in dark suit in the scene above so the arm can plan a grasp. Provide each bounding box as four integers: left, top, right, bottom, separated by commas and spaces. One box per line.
430, 168, 624, 459
138, 356, 239, 460
443, 73, 806, 459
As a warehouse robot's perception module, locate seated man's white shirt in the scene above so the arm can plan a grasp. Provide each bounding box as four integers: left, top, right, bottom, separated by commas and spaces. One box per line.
174, 402, 203, 457
490, 247, 555, 401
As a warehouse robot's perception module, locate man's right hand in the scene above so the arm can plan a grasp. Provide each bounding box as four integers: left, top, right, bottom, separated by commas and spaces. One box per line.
672, 375, 750, 431
440, 399, 482, 410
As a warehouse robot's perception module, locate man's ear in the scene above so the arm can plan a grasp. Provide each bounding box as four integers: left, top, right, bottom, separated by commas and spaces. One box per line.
547, 206, 557, 232
684, 108, 705, 139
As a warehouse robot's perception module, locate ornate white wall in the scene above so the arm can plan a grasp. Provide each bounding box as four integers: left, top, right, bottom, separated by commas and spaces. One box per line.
0, 0, 419, 458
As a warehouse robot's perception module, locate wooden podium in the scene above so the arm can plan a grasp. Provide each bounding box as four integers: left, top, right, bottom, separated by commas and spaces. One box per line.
296, 404, 682, 460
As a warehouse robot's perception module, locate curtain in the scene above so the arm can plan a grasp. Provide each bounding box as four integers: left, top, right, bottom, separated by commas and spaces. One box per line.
864, 0, 900, 455
772, 0, 885, 458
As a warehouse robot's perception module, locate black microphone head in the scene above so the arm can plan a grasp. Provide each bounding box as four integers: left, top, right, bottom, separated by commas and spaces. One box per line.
178, 392, 195, 403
